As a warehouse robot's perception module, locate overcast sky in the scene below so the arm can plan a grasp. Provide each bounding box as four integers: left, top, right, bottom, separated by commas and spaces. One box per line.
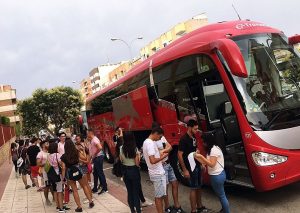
1, 0, 299, 99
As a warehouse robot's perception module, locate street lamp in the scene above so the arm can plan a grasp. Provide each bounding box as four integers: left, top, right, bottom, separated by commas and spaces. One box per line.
110, 37, 143, 63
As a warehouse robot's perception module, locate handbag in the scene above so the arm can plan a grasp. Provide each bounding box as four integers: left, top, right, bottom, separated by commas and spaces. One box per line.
17, 147, 24, 168
47, 154, 61, 183
68, 164, 83, 181
112, 159, 123, 177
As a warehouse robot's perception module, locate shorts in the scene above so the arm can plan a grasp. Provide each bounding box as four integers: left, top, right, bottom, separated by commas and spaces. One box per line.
30, 166, 39, 178
189, 166, 202, 189
19, 163, 30, 175
150, 174, 167, 198
51, 180, 63, 192
79, 164, 88, 175
163, 163, 177, 184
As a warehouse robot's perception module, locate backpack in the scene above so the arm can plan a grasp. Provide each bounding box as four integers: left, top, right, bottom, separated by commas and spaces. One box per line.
68, 165, 83, 181
47, 154, 61, 183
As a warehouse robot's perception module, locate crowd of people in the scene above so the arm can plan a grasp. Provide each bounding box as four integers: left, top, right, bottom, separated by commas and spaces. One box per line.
9, 129, 110, 213
9, 118, 230, 213
113, 119, 230, 213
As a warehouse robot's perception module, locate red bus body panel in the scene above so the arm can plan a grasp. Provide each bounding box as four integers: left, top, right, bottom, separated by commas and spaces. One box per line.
112, 86, 153, 131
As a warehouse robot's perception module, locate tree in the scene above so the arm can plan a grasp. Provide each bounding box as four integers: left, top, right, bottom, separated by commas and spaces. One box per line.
17, 86, 83, 135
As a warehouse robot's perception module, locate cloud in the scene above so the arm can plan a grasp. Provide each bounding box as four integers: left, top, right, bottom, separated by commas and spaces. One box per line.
0, 0, 299, 98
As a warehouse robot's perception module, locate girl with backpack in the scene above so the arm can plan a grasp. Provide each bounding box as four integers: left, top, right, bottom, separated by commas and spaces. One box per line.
75, 135, 93, 204
60, 139, 94, 212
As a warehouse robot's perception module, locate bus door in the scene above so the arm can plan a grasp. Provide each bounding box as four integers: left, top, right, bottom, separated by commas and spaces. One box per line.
197, 55, 254, 188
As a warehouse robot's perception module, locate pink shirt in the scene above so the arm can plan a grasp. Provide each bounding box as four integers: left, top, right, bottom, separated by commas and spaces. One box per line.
89, 136, 103, 158
58, 142, 65, 155
36, 151, 48, 165
49, 153, 62, 169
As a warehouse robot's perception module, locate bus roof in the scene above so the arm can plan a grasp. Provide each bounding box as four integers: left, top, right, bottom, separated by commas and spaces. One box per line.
87, 20, 281, 103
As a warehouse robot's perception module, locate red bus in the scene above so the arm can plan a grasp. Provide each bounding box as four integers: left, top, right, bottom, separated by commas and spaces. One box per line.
86, 20, 300, 192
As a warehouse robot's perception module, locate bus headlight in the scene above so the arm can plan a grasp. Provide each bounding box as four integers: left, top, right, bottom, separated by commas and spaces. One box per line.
252, 152, 287, 166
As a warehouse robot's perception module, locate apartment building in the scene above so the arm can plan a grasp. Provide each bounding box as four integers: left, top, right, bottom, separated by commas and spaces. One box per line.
140, 13, 208, 59
0, 85, 20, 125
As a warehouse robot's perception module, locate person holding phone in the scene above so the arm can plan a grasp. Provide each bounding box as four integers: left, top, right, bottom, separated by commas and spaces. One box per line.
178, 119, 208, 213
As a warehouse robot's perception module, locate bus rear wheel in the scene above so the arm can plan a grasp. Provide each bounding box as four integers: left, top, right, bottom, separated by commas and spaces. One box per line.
170, 148, 190, 187
104, 143, 114, 164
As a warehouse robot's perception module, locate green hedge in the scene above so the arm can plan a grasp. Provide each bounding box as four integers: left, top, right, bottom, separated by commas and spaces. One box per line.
0, 116, 10, 125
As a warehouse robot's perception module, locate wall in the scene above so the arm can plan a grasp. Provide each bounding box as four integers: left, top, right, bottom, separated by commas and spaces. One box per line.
0, 125, 16, 166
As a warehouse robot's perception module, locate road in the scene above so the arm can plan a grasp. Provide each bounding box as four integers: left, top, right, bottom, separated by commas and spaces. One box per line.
103, 162, 300, 213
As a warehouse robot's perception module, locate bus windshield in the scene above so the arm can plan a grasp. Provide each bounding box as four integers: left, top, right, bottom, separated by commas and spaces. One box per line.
231, 33, 300, 130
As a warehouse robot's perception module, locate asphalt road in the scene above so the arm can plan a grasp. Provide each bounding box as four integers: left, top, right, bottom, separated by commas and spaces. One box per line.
103, 162, 300, 213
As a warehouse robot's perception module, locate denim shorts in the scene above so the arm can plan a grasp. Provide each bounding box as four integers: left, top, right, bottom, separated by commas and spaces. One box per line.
163, 163, 177, 184
79, 164, 88, 175
189, 166, 202, 189
150, 174, 167, 198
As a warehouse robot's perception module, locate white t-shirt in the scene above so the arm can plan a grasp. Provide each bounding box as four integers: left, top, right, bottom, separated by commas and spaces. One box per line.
155, 136, 168, 162
58, 142, 65, 155
207, 145, 224, 175
143, 138, 165, 177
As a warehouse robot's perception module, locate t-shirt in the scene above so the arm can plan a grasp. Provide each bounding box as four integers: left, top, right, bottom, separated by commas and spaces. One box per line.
36, 150, 48, 165
89, 136, 103, 158
142, 138, 165, 177
207, 146, 224, 175
60, 153, 79, 168
58, 142, 65, 155
120, 146, 138, 166
156, 136, 168, 162
178, 133, 200, 173
49, 153, 62, 174
27, 145, 41, 166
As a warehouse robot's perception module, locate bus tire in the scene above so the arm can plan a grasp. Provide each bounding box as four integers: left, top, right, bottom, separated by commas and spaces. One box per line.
170, 148, 191, 187
104, 143, 114, 164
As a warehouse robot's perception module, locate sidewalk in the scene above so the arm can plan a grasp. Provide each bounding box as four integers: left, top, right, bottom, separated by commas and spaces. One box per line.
0, 168, 131, 213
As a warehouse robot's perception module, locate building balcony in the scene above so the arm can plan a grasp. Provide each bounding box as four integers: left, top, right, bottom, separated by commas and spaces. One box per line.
9, 115, 20, 123
0, 104, 17, 113
0, 91, 16, 101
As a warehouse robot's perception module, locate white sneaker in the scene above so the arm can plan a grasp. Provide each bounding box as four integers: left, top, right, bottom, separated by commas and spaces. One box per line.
83, 198, 94, 204
141, 200, 153, 207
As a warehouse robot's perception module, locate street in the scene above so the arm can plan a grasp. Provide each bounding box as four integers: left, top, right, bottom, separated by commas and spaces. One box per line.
103, 161, 300, 213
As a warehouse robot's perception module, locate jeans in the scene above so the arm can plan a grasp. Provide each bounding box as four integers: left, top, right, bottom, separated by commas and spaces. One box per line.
93, 155, 107, 191
210, 170, 230, 213
123, 166, 141, 213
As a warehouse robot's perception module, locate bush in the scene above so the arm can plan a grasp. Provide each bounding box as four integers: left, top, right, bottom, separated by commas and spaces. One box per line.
0, 116, 10, 125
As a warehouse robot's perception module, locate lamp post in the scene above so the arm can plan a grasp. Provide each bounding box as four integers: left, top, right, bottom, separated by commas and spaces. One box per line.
110, 37, 143, 64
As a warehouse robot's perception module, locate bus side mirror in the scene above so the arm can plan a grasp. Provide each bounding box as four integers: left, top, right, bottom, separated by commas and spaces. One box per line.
289, 34, 300, 45
212, 39, 248, 78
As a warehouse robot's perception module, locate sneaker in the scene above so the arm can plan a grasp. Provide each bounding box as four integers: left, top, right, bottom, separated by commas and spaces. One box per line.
25, 185, 31, 189
165, 206, 173, 213
91, 188, 98, 193
197, 206, 209, 213
37, 188, 44, 192
83, 198, 94, 204
63, 206, 70, 211
175, 206, 185, 213
32, 183, 36, 187
98, 189, 108, 195
58, 209, 65, 213
141, 200, 153, 207
75, 207, 83, 212
89, 201, 95, 208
